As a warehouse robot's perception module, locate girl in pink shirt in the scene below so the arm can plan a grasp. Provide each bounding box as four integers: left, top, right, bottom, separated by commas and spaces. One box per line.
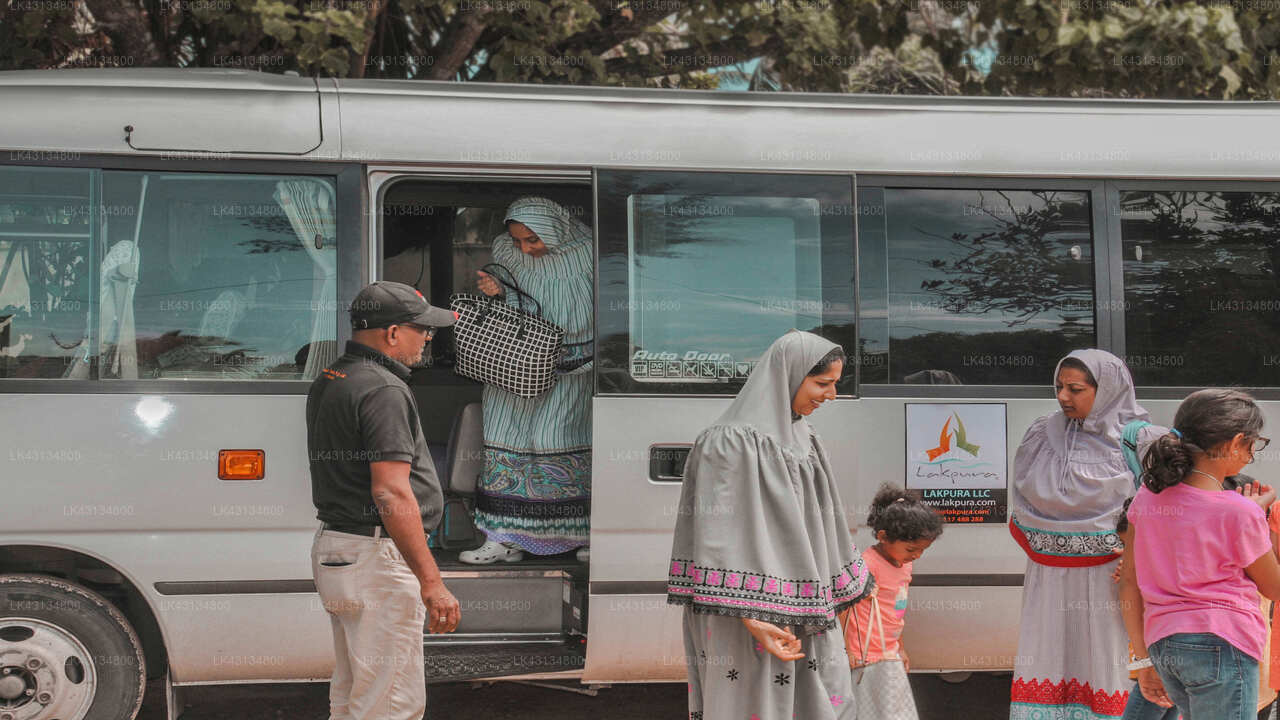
842, 484, 944, 720
1122, 389, 1280, 720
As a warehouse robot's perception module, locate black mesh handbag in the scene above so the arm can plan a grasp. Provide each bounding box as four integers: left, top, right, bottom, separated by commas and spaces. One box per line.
450, 263, 565, 398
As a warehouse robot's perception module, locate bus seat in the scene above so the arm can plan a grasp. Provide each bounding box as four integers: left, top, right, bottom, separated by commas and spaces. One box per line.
446, 402, 483, 495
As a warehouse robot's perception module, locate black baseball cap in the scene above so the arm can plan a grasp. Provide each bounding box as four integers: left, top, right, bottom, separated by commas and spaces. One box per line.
349, 281, 458, 330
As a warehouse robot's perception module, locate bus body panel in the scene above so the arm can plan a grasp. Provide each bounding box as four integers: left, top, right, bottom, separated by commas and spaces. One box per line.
0, 392, 328, 681
0, 69, 333, 158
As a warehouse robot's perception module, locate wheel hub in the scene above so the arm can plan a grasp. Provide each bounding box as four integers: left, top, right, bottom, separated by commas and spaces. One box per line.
0, 668, 30, 701
0, 619, 96, 720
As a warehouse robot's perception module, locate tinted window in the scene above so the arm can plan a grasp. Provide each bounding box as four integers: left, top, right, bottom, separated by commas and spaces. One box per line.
0, 166, 94, 378
0, 167, 340, 382
597, 171, 855, 394
1121, 189, 1280, 386
102, 172, 338, 380
858, 187, 1095, 385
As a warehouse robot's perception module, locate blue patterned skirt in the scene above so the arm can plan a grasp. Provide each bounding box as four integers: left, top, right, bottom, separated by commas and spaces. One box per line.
474, 447, 591, 555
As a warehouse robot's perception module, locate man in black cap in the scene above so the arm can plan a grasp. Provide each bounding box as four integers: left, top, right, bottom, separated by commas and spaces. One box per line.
306, 281, 460, 720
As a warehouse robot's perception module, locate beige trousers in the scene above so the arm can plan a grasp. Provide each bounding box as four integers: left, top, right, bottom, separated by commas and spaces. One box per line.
311, 526, 427, 720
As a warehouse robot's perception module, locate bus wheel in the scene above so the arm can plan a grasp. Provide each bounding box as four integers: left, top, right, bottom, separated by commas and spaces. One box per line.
0, 575, 145, 720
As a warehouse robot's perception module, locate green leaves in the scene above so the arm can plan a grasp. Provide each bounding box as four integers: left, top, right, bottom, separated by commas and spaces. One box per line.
0, 0, 1277, 98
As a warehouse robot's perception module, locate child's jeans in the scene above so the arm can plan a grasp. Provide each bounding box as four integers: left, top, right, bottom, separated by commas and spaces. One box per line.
1149, 632, 1258, 720
1120, 679, 1180, 720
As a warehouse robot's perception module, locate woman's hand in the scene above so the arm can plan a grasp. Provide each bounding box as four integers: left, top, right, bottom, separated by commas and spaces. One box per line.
1237, 481, 1277, 511
741, 618, 805, 662
1136, 665, 1172, 708
476, 270, 502, 297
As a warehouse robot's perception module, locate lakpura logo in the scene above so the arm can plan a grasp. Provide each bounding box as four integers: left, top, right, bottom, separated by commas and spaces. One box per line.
925, 412, 981, 462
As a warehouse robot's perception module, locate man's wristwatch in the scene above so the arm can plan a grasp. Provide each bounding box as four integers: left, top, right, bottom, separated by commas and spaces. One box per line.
1127, 656, 1154, 671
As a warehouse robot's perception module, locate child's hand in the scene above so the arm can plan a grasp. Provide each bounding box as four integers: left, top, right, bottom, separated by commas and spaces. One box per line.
1237, 481, 1277, 511
1136, 665, 1172, 708
1111, 548, 1124, 583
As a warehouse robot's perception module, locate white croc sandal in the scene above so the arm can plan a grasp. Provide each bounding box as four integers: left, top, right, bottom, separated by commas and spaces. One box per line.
459, 539, 525, 565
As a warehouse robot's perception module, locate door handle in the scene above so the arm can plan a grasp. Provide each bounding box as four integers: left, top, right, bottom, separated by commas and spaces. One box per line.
649, 444, 692, 483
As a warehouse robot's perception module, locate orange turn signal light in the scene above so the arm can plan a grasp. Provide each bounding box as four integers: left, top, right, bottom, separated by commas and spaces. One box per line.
218, 449, 265, 480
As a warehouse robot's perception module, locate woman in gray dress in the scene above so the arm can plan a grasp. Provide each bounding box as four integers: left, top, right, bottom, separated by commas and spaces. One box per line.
668, 330, 873, 720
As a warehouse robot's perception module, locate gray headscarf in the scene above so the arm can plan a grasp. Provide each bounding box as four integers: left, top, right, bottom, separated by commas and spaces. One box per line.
667, 331, 872, 634
1011, 349, 1161, 558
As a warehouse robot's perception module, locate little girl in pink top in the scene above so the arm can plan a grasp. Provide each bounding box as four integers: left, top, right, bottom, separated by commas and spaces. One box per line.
842, 484, 944, 720
1123, 389, 1280, 720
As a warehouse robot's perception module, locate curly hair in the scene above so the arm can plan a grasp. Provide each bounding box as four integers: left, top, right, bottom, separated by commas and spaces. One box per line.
867, 483, 945, 543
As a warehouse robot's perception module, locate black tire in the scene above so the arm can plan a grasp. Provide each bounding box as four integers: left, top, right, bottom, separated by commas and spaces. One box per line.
0, 574, 145, 720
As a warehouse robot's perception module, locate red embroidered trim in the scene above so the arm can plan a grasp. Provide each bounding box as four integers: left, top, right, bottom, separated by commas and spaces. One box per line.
1011, 677, 1128, 716
1008, 521, 1120, 568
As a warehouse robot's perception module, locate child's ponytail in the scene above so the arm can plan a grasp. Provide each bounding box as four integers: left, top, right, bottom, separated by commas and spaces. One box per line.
1142, 388, 1263, 493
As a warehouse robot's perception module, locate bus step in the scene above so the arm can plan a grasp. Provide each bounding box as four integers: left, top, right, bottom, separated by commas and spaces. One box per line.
423, 638, 586, 683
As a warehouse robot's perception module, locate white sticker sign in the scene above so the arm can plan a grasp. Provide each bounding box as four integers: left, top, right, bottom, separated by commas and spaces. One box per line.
905, 403, 1008, 524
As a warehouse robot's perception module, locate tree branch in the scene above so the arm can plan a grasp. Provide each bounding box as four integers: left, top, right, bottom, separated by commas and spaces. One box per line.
80, 0, 164, 66
425, 5, 491, 80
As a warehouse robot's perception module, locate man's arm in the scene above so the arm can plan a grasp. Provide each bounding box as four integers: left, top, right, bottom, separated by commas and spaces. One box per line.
371, 460, 459, 634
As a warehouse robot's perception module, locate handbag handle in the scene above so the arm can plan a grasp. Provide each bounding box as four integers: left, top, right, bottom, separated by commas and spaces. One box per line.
481, 263, 544, 319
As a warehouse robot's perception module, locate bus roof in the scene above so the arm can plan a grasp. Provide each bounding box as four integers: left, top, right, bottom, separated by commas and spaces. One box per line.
3, 68, 1280, 178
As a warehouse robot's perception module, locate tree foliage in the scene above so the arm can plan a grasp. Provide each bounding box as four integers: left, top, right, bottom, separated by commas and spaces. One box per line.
1, 0, 1278, 98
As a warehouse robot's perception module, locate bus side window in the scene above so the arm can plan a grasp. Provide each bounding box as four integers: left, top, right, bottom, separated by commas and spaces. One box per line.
0, 166, 95, 380
857, 186, 1096, 385
596, 170, 856, 396
101, 172, 339, 382
1121, 189, 1280, 386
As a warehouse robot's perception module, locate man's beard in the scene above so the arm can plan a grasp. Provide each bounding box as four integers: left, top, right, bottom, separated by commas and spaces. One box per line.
405, 343, 431, 369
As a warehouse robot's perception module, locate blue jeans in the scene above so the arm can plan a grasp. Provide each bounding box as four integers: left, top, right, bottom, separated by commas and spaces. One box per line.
1121, 679, 1180, 720
1149, 632, 1258, 720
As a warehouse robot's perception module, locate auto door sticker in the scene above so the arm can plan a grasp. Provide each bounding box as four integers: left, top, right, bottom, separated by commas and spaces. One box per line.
630, 350, 755, 382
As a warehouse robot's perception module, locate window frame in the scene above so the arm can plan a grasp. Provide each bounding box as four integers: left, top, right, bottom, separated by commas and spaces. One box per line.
854, 175, 1112, 399
591, 166, 859, 398
0, 154, 363, 395
1107, 177, 1280, 399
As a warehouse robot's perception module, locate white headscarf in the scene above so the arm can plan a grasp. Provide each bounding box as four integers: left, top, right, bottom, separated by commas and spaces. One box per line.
1012, 349, 1160, 547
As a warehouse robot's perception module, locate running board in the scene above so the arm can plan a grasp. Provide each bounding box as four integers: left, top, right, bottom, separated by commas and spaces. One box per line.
423, 639, 586, 683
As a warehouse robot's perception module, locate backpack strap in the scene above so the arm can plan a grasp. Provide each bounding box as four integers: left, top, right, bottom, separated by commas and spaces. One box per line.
1121, 420, 1152, 489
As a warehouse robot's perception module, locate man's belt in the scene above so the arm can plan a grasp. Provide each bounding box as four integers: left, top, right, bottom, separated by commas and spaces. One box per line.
322, 522, 386, 537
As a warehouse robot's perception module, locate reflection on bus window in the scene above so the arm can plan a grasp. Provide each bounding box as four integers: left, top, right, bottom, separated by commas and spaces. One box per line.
0, 166, 93, 379
1122, 190, 1280, 386
858, 187, 1095, 384
626, 194, 823, 383
103, 172, 338, 381
0, 167, 339, 382
596, 171, 855, 396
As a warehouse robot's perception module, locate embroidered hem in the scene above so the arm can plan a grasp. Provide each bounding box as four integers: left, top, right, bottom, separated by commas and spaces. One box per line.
1009, 521, 1121, 567
668, 594, 839, 632
1011, 677, 1127, 718
667, 558, 871, 616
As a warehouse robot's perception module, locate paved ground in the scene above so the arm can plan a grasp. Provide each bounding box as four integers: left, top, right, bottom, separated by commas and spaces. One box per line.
138, 672, 1013, 719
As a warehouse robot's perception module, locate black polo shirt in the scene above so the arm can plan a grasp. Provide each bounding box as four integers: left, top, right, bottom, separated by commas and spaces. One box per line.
306, 341, 443, 532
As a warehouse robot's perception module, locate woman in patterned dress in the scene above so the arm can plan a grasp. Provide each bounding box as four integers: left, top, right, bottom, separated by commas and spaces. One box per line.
1008, 349, 1164, 720
667, 330, 873, 720
459, 197, 594, 564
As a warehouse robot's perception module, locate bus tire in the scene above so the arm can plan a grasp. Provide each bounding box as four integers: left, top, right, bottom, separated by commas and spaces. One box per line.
0, 574, 145, 720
